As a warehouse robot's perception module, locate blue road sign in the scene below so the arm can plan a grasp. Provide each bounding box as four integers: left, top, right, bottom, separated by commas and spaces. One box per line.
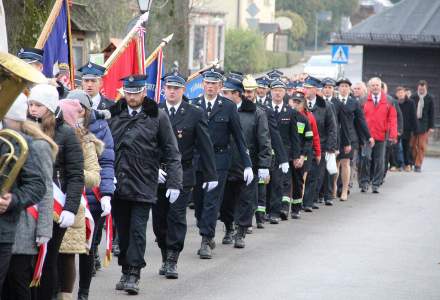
331, 45, 349, 64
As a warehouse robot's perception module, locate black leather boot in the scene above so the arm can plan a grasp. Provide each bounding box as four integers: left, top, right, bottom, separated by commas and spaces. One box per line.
77, 288, 89, 300
255, 212, 265, 229
115, 266, 129, 290
124, 267, 140, 295
234, 226, 246, 248
159, 248, 167, 275
222, 223, 235, 245
165, 250, 179, 279
198, 236, 212, 259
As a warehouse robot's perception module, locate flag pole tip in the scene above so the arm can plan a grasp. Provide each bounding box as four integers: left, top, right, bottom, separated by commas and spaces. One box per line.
163, 33, 174, 44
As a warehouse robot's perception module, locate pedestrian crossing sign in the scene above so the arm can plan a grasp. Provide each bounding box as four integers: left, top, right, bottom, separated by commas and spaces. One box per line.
331, 45, 349, 64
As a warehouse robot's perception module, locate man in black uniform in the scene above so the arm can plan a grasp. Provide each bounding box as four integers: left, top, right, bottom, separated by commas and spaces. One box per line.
78, 62, 114, 110
255, 76, 271, 107
108, 75, 182, 295
242, 75, 289, 228
153, 72, 217, 279
303, 77, 337, 211
220, 75, 271, 247
191, 68, 252, 259
266, 79, 300, 223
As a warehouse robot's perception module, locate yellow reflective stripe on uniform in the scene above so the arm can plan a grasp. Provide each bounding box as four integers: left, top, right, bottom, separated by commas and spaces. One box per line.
282, 196, 291, 203
291, 198, 303, 204
305, 131, 313, 137
256, 206, 266, 213
297, 122, 305, 134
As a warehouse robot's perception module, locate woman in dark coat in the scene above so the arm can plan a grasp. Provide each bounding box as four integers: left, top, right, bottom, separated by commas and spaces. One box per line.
27, 84, 85, 300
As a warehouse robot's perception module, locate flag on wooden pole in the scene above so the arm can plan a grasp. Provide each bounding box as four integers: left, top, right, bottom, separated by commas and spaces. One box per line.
35, 0, 74, 87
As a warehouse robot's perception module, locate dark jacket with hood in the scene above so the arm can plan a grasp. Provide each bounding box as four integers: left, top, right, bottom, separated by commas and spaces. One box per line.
108, 97, 182, 203
229, 99, 272, 180
310, 95, 337, 153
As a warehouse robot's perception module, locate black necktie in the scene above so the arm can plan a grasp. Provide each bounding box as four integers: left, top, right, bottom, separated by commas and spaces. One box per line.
169, 107, 176, 119
308, 101, 313, 109
131, 110, 137, 117
374, 95, 378, 105
275, 105, 280, 115
207, 102, 212, 116
341, 98, 346, 104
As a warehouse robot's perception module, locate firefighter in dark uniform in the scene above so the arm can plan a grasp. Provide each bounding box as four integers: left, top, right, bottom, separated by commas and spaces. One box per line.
191, 68, 252, 259
287, 91, 313, 218
153, 71, 217, 279
242, 75, 289, 228
220, 75, 271, 247
78, 62, 115, 110
303, 77, 337, 212
266, 79, 300, 223
255, 76, 271, 106
108, 75, 182, 295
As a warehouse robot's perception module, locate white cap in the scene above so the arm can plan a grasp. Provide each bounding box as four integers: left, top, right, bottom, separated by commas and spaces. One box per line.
5, 93, 28, 122
29, 84, 59, 113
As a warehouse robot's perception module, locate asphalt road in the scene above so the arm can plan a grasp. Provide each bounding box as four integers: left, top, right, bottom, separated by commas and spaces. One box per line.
88, 157, 440, 300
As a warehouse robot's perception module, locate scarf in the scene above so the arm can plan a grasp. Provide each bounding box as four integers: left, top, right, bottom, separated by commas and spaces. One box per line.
416, 93, 425, 119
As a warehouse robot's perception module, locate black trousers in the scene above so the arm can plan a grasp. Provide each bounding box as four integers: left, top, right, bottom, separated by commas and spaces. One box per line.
37, 222, 66, 300
220, 177, 257, 228
401, 137, 413, 166
359, 141, 386, 188
281, 163, 293, 206
194, 170, 228, 238
256, 181, 267, 215
112, 199, 151, 269
303, 158, 319, 208
2, 254, 35, 300
267, 166, 283, 218
0, 243, 13, 297
79, 208, 105, 290
291, 165, 306, 214
317, 153, 335, 202
152, 186, 191, 253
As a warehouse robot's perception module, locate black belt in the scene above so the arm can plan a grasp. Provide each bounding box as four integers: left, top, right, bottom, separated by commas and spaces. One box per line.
214, 146, 229, 153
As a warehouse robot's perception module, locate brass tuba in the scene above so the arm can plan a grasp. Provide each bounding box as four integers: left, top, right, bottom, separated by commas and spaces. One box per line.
0, 51, 47, 193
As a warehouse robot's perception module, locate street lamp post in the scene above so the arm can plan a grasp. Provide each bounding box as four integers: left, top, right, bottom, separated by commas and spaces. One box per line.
138, 0, 153, 13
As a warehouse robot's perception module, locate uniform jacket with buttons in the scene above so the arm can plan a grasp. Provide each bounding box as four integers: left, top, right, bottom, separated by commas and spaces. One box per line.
257, 103, 288, 165
159, 98, 217, 188
109, 97, 182, 203
191, 95, 252, 171
268, 102, 301, 161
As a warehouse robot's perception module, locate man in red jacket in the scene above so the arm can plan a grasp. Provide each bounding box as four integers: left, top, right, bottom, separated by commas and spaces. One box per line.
360, 77, 397, 193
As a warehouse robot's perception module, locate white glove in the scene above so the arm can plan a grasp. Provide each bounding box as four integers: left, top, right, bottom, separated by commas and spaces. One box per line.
36, 236, 51, 246
166, 189, 180, 204
202, 181, 219, 192
158, 169, 167, 184
100, 196, 112, 217
243, 167, 254, 186
279, 162, 289, 174
59, 210, 75, 228
258, 169, 270, 181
